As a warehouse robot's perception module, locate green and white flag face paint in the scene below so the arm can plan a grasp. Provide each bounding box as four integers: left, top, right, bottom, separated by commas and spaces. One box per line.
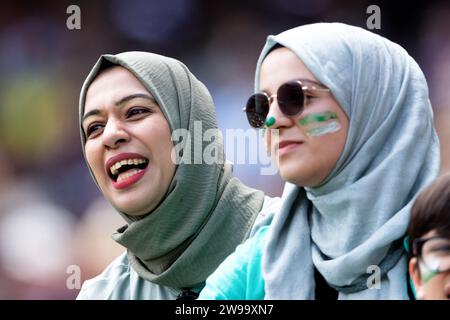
419, 259, 440, 283
298, 111, 341, 137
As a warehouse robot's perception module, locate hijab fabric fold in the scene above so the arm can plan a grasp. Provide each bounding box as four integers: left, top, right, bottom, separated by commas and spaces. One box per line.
256, 23, 440, 299
79, 52, 264, 289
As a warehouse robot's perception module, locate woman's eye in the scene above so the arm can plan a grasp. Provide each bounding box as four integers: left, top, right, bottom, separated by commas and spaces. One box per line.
126, 107, 150, 118
86, 123, 104, 138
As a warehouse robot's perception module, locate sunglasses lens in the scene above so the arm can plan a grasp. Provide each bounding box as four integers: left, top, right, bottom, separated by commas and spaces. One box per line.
245, 93, 269, 128
277, 81, 304, 116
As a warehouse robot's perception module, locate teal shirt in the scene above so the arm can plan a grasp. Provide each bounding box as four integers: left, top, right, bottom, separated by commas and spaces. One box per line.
198, 226, 268, 300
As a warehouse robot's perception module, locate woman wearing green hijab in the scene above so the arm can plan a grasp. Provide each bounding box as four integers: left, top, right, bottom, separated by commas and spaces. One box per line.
77, 52, 279, 299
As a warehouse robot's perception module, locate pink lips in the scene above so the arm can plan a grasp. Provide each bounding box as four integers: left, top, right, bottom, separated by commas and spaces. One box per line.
105, 152, 149, 190
276, 140, 303, 157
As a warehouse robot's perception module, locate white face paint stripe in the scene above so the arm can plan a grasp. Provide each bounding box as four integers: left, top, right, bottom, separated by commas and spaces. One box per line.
306, 120, 341, 137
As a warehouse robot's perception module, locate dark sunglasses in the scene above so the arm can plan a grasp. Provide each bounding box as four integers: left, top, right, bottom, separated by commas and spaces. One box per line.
243, 79, 330, 128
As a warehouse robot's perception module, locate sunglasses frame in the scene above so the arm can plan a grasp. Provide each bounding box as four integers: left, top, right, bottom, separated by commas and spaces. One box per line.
243, 79, 330, 128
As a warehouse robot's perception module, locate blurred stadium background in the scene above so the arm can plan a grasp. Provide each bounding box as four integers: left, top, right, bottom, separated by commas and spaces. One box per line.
0, 0, 449, 299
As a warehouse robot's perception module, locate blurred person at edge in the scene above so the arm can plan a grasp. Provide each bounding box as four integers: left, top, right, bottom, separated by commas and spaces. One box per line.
76, 52, 279, 299
407, 173, 450, 300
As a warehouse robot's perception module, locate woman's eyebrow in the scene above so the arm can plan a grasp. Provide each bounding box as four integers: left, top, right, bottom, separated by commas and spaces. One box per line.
82, 93, 157, 125
82, 109, 101, 125
114, 93, 156, 106
297, 78, 327, 88
259, 78, 325, 93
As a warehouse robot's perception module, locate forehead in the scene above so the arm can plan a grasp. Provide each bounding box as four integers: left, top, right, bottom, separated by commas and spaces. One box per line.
259, 47, 318, 92
84, 66, 150, 112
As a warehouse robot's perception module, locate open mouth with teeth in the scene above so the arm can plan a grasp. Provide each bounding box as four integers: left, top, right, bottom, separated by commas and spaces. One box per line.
108, 158, 149, 183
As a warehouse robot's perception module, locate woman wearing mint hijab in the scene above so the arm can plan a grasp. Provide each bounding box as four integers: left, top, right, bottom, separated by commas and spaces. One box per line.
199, 23, 440, 299
77, 52, 279, 299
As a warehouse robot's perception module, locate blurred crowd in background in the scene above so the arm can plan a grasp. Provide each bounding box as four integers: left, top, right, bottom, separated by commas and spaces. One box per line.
0, 0, 449, 299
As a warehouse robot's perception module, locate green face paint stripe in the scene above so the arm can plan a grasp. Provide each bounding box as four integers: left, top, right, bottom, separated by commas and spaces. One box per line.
265, 116, 276, 127
298, 111, 338, 126
421, 270, 439, 283
306, 121, 341, 137
419, 259, 441, 282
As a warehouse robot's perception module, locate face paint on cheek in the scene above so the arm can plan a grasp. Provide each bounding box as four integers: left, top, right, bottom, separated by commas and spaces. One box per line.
298, 111, 341, 137
419, 260, 440, 283
306, 121, 341, 137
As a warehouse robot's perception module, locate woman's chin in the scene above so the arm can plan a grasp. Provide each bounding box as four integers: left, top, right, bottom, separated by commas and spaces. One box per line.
281, 167, 311, 187
115, 205, 150, 217
101, 176, 166, 217
108, 194, 155, 217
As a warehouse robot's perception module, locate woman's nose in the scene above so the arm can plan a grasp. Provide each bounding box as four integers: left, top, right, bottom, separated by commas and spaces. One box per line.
266, 98, 293, 129
102, 118, 129, 149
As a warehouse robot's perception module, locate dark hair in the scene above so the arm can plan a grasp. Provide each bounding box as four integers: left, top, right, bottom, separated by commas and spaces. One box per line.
267, 43, 284, 55
407, 173, 450, 255
97, 60, 117, 75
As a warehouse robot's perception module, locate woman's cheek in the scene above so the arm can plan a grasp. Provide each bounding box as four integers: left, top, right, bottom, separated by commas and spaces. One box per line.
85, 144, 103, 181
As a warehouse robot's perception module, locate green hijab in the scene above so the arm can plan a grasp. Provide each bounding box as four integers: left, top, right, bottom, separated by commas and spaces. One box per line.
79, 51, 264, 289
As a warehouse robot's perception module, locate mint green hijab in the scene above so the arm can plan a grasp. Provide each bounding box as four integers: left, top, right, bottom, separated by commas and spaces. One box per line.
257, 23, 440, 299
79, 52, 264, 289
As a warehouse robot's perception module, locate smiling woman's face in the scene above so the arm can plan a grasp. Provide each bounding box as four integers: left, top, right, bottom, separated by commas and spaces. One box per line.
82, 66, 176, 216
